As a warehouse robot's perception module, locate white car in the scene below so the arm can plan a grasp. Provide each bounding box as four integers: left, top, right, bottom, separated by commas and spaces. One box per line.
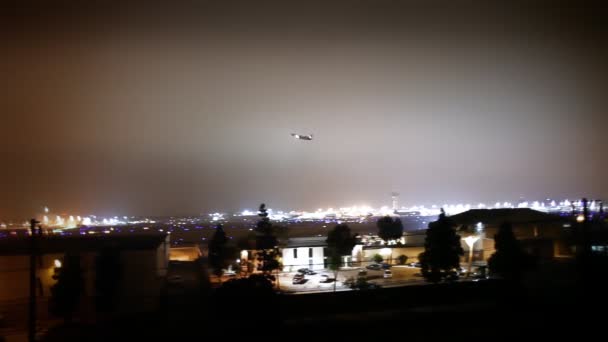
383, 270, 393, 279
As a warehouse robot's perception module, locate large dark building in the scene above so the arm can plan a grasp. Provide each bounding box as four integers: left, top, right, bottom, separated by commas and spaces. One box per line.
450, 208, 573, 261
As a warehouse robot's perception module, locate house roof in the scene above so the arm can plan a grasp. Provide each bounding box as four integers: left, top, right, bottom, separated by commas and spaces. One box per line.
0, 233, 169, 256
449, 208, 564, 226
285, 237, 327, 248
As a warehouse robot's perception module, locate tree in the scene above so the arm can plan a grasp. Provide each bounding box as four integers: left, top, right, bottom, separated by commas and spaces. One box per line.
95, 248, 123, 314
214, 275, 278, 331
209, 224, 230, 282
377, 216, 403, 263
372, 253, 384, 264
419, 210, 463, 283
326, 224, 357, 292
488, 221, 533, 282
255, 204, 280, 281
50, 253, 84, 323
397, 255, 408, 265
344, 276, 374, 291
377, 216, 404, 242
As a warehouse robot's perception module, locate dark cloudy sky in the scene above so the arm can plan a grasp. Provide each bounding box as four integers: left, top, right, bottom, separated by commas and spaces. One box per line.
2, 2, 607, 219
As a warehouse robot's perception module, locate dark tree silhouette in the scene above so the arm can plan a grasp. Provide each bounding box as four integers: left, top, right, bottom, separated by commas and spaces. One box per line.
50, 253, 84, 323
326, 224, 357, 292
376, 216, 403, 263
377, 216, 404, 242
95, 247, 123, 314
255, 204, 280, 279
214, 274, 278, 332
344, 276, 374, 290
397, 254, 408, 265
209, 224, 232, 281
419, 210, 463, 283
488, 221, 533, 282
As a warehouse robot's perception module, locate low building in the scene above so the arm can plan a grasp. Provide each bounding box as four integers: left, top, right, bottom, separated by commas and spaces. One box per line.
0, 233, 169, 319
353, 231, 426, 265
450, 208, 572, 262
169, 244, 202, 261
281, 237, 327, 271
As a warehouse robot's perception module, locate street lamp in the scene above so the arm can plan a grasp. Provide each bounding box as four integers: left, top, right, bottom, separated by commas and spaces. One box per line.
463, 235, 480, 277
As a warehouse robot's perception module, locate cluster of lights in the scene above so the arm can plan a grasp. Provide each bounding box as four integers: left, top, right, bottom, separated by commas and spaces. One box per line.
2, 198, 602, 230
25, 209, 158, 229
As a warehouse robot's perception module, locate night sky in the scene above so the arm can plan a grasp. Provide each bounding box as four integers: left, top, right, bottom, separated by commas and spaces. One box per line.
2, 2, 607, 219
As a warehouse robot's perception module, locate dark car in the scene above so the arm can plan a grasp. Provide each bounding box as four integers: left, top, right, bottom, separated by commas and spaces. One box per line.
471, 271, 489, 281
366, 264, 382, 270
381, 263, 392, 270
292, 274, 306, 284
445, 272, 459, 282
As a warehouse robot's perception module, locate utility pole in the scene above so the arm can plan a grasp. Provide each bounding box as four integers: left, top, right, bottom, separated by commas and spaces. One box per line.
28, 218, 40, 342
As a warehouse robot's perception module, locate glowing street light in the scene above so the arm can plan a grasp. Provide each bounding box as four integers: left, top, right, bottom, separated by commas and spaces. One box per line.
463, 235, 480, 277
54, 259, 62, 268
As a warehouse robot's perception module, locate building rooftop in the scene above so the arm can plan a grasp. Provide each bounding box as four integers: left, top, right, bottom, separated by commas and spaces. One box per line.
449, 208, 564, 225
285, 237, 327, 248
0, 233, 169, 256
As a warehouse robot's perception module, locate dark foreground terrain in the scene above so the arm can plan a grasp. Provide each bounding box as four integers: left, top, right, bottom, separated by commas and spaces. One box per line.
38, 273, 601, 342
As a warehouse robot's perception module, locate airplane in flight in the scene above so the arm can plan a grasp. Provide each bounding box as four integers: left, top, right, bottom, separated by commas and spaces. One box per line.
291, 133, 313, 141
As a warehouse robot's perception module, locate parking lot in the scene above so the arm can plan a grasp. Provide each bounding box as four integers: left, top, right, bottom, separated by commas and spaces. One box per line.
278, 265, 427, 293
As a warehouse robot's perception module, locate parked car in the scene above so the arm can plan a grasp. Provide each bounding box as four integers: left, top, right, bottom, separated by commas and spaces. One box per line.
319, 274, 331, 283
292, 274, 306, 284
471, 272, 489, 281
383, 270, 393, 278
366, 263, 382, 270
409, 262, 422, 268
297, 268, 317, 275
167, 275, 183, 284
357, 269, 368, 277
381, 263, 392, 269
368, 283, 382, 290
474, 266, 488, 278
445, 271, 459, 281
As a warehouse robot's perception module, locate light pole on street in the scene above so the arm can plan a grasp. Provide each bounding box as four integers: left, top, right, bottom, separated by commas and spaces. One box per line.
463, 235, 480, 277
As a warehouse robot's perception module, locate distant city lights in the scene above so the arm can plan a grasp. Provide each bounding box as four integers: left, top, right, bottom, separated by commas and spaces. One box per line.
1, 198, 602, 232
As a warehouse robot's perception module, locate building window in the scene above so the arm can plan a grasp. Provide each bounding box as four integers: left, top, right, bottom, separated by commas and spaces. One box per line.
309, 248, 313, 258
293, 249, 297, 259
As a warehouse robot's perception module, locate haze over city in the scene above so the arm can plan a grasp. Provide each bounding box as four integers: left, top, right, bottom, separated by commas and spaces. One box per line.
2, 1, 607, 219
